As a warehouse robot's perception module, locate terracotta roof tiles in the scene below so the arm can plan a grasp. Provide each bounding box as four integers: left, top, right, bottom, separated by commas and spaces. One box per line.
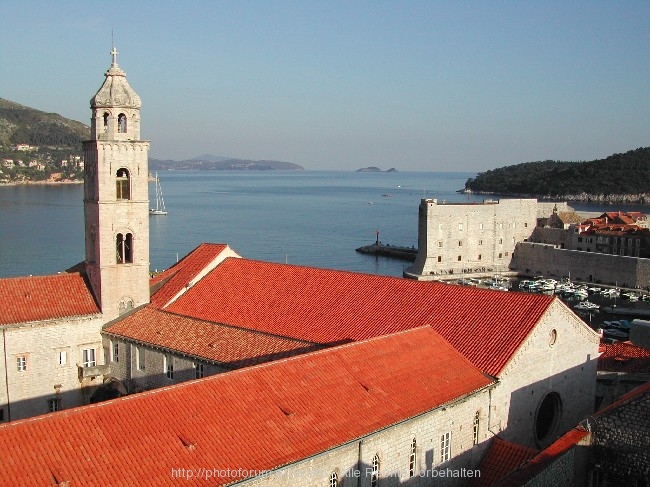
0, 326, 493, 486
164, 257, 555, 376
0, 272, 99, 325
598, 340, 650, 373
491, 428, 590, 487
104, 307, 323, 368
468, 437, 537, 487
149, 243, 235, 308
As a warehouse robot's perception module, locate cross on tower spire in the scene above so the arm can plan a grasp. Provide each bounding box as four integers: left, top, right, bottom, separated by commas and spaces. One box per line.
111, 45, 119, 67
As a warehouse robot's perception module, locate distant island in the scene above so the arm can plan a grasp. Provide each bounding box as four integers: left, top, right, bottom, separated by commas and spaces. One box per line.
356, 166, 398, 173
461, 147, 650, 204
0, 97, 305, 183
149, 155, 304, 172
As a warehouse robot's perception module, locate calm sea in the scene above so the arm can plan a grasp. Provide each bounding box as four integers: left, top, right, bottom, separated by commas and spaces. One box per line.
3, 171, 650, 279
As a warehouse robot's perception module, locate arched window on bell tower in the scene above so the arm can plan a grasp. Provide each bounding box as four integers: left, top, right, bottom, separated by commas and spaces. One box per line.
118, 113, 127, 133
116, 233, 133, 264
116, 168, 130, 200
103, 112, 109, 132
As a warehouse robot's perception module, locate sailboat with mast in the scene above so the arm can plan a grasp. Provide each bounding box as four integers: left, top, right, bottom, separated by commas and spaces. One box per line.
150, 172, 168, 215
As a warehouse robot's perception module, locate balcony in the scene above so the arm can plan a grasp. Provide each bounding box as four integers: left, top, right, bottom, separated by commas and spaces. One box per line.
78, 364, 111, 380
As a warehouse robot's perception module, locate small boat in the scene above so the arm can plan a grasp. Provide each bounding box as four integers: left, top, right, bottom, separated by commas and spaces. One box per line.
150, 173, 168, 215
621, 292, 639, 301
574, 301, 600, 311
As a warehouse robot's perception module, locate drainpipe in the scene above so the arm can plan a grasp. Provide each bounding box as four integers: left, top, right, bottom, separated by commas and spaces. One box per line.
3, 329, 10, 422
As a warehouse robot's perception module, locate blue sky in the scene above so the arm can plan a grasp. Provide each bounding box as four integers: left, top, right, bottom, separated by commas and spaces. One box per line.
1, 1, 649, 171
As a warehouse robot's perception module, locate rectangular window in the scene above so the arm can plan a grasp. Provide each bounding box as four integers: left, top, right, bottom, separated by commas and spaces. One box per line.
478, 254, 481, 260
437, 256, 441, 262
459, 240, 462, 246
499, 238, 503, 244
438, 241, 443, 248
136, 347, 145, 371
112, 341, 119, 363
47, 398, 61, 413
58, 351, 67, 366
478, 239, 483, 246
524, 222, 528, 227
82, 348, 96, 367
194, 363, 204, 379
441, 432, 452, 462
458, 223, 463, 230
498, 253, 503, 258
165, 355, 174, 380
479, 223, 483, 230
16, 356, 27, 372
457, 255, 461, 261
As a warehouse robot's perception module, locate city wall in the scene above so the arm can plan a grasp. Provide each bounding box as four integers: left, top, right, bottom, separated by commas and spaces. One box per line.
513, 242, 650, 289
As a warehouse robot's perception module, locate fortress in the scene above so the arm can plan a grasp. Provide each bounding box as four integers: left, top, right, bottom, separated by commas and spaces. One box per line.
404, 198, 565, 280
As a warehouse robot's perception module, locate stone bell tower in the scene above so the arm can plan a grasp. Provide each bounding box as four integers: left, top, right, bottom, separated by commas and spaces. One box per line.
83, 47, 150, 320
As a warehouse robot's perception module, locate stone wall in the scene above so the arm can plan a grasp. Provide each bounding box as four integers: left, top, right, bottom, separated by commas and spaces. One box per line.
513, 242, 650, 288
405, 198, 538, 280
103, 336, 230, 393
0, 315, 106, 421
590, 384, 650, 484
491, 300, 599, 449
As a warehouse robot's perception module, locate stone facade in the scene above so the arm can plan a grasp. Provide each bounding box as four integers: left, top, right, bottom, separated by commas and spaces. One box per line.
491, 300, 599, 449
104, 338, 230, 393
0, 315, 106, 421
405, 198, 539, 280
82, 49, 150, 322
513, 241, 650, 288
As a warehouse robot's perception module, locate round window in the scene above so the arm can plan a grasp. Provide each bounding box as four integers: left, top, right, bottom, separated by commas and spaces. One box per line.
535, 392, 562, 446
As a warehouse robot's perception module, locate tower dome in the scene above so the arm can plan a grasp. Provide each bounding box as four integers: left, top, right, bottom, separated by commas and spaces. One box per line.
90, 47, 141, 109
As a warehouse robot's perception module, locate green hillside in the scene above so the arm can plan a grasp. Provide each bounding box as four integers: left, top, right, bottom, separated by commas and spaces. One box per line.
463, 147, 650, 198
0, 98, 89, 148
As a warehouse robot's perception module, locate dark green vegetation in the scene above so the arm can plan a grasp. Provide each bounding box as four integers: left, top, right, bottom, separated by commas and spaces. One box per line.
0, 98, 87, 182
0, 98, 89, 148
463, 147, 650, 198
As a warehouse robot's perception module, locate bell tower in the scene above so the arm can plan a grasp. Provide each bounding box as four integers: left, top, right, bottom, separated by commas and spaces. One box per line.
83, 47, 150, 320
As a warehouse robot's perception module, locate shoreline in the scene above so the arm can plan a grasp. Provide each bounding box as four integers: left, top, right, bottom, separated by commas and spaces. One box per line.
458, 189, 650, 205
0, 180, 83, 186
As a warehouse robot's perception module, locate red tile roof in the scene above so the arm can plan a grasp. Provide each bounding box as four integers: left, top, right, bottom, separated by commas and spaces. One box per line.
491, 428, 590, 487
105, 307, 323, 368
0, 272, 99, 325
0, 327, 493, 486
598, 341, 650, 373
164, 257, 556, 376
149, 243, 234, 308
468, 437, 537, 487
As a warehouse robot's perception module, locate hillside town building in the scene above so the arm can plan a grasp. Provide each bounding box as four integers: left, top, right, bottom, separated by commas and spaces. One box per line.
0, 49, 633, 486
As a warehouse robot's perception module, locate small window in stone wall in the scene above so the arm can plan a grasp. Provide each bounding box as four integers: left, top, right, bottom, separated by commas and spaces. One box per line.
549, 329, 557, 346
409, 438, 417, 477
371, 455, 380, 487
